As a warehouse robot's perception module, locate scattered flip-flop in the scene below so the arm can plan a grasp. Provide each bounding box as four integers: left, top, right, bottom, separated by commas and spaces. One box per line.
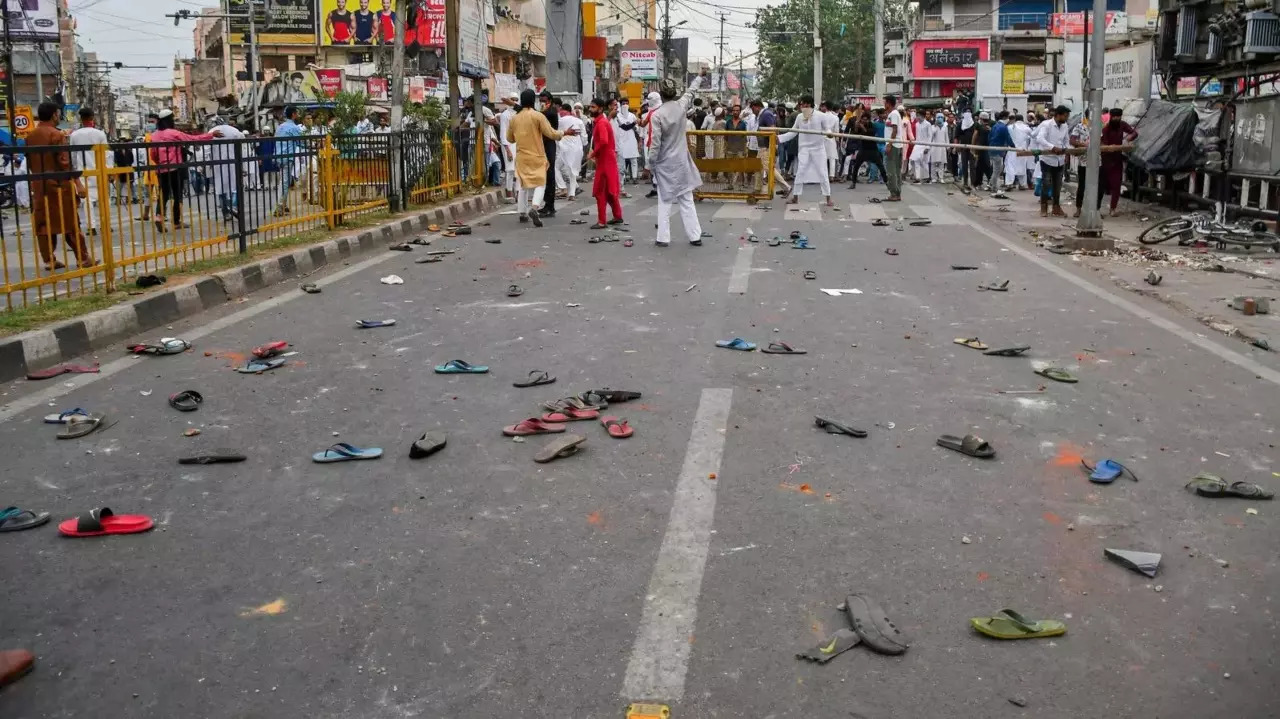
56, 412, 106, 439
415, 256, 444, 263
716, 337, 757, 351
534, 434, 586, 463
135, 274, 166, 288
127, 338, 190, 355
389, 242, 413, 251
408, 237, 430, 246
588, 389, 641, 403
503, 418, 567, 436
1034, 367, 1078, 383
543, 405, 600, 422
1185, 472, 1273, 499
409, 432, 447, 459
507, 284, 524, 297
601, 416, 633, 438
252, 341, 289, 358
796, 628, 862, 663
845, 593, 909, 655
1082, 458, 1138, 484
356, 319, 396, 328
909, 219, 932, 227
312, 443, 383, 463
761, 341, 807, 354
872, 218, 891, 227
237, 357, 287, 373
792, 237, 814, 249
950, 264, 979, 270
26, 364, 100, 380
0, 507, 50, 532
513, 370, 556, 388
434, 359, 488, 374
300, 283, 322, 293
954, 337, 989, 350
767, 237, 782, 247
1145, 270, 1163, 286
58, 507, 153, 537
427, 224, 442, 232
168, 390, 203, 412
484, 238, 502, 244
978, 280, 1010, 292
869, 197, 883, 204
971, 610, 1065, 640
936, 433, 995, 458
983, 346, 1030, 357
543, 396, 601, 412
803, 270, 816, 280
178, 452, 246, 464
815, 416, 867, 438
380, 275, 404, 285
1105, 547, 1161, 577
43, 408, 90, 423
885, 248, 899, 256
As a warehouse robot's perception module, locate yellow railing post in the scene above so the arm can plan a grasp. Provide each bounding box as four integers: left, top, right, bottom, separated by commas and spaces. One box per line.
320, 135, 338, 230
93, 145, 115, 292
473, 127, 486, 189
441, 135, 457, 199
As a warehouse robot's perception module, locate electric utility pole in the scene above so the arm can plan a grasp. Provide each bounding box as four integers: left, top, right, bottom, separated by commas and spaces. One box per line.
388, 0, 406, 209
2, 0, 15, 140
446, 0, 460, 130
812, 0, 822, 102
873, 0, 884, 98
662, 0, 671, 81
717, 12, 726, 92
1075, 0, 1106, 236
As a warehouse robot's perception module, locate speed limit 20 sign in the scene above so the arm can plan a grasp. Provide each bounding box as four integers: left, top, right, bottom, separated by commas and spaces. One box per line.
11, 105, 33, 139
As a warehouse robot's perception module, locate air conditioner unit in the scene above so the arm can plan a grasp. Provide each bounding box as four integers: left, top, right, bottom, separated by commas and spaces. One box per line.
1206, 28, 1223, 60
1175, 6, 1197, 59
1244, 11, 1280, 53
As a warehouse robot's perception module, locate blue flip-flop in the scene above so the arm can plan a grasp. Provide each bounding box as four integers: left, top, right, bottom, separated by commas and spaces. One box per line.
312, 443, 384, 463
1082, 459, 1137, 484
356, 319, 396, 328
44, 408, 89, 423
434, 359, 489, 374
236, 357, 287, 373
716, 338, 757, 351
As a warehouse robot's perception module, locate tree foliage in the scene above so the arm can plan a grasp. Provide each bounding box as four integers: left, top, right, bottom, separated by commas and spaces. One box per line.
755, 0, 911, 102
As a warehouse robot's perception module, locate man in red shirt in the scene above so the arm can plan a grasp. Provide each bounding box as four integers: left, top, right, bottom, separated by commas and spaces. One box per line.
1100, 107, 1138, 215
376, 0, 396, 45
586, 97, 623, 229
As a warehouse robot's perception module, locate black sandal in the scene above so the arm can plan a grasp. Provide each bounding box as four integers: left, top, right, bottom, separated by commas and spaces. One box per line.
937, 433, 995, 458
814, 416, 867, 438
168, 390, 203, 412
513, 370, 556, 388
409, 432, 447, 459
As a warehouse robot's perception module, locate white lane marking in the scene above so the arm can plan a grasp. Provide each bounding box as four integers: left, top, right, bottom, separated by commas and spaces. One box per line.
0, 243, 416, 425
915, 188, 1280, 387
727, 247, 754, 295
622, 388, 733, 703
850, 204, 887, 223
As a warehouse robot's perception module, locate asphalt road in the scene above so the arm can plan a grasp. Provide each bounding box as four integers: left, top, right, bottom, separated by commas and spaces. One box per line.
1, 181, 1277, 719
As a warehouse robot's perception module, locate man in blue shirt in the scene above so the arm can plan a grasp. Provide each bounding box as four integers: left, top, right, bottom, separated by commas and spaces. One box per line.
986, 110, 1014, 193
273, 107, 305, 216
870, 111, 887, 182
754, 101, 791, 196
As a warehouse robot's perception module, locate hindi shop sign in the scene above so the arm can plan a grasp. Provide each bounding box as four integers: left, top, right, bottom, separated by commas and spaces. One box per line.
620, 49, 661, 81
1101, 43, 1152, 108
912, 39, 989, 79
924, 47, 979, 70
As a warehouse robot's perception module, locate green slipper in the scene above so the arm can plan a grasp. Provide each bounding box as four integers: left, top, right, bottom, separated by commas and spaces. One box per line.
970, 609, 1066, 640
1034, 367, 1078, 383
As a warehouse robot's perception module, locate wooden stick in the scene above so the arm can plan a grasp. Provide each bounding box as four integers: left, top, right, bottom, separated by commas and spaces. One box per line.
758, 126, 1132, 157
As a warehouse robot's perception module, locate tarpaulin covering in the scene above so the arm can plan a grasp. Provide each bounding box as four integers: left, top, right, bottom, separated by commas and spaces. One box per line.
1125, 99, 1200, 173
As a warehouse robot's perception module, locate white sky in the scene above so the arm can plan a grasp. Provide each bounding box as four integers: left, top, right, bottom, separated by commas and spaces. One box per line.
69, 0, 770, 87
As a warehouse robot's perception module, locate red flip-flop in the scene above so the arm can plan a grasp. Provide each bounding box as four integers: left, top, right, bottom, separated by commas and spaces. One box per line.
26, 364, 100, 380
601, 416, 633, 438
58, 507, 154, 537
542, 406, 600, 422
252, 341, 289, 359
503, 418, 568, 436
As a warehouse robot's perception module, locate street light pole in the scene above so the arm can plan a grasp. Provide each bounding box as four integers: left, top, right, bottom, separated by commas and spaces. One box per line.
1075, 0, 1105, 236
812, 0, 822, 102
873, 0, 884, 98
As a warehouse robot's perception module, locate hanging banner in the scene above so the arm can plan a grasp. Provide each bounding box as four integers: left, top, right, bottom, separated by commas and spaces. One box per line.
1001, 65, 1025, 94
408, 76, 426, 104
314, 68, 343, 98
367, 76, 389, 102
2, 0, 58, 42
261, 69, 341, 106
1049, 11, 1127, 36
321, 0, 396, 46
227, 0, 317, 45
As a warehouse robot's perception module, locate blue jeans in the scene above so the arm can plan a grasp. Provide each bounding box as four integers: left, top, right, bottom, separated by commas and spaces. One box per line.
867, 164, 881, 182
487, 160, 501, 186
275, 164, 297, 209
219, 192, 238, 219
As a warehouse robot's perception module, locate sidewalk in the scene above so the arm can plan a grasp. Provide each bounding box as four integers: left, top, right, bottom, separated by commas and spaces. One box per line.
955, 183, 1280, 350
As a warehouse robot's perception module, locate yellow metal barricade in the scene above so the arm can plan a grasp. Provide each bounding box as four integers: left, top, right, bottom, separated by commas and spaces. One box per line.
687, 130, 776, 204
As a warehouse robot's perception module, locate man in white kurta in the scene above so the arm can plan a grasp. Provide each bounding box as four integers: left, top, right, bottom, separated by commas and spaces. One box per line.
497, 93, 519, 198
1007, 114, 1032, 190
556, 109, 586, 199
612, 103, 641, 184
819, 102, 840, 180
928, 114, 948, 183
777, 96, 832, 206
648, 72, 707, 247
67, 107, 114, 235
206, 118, 245, 220
909, 113, 932, 182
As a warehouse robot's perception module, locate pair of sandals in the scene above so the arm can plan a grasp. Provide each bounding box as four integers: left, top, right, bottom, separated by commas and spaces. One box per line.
127, 338, 190, 355
1186, 473, 1273, 500
796, 593, 909, 663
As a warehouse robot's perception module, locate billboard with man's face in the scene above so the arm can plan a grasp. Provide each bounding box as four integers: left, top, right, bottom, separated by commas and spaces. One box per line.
261, 69, 342, 106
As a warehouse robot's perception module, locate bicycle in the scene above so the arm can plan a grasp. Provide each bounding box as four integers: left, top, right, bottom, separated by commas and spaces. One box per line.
1139, 211, 1280, 251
